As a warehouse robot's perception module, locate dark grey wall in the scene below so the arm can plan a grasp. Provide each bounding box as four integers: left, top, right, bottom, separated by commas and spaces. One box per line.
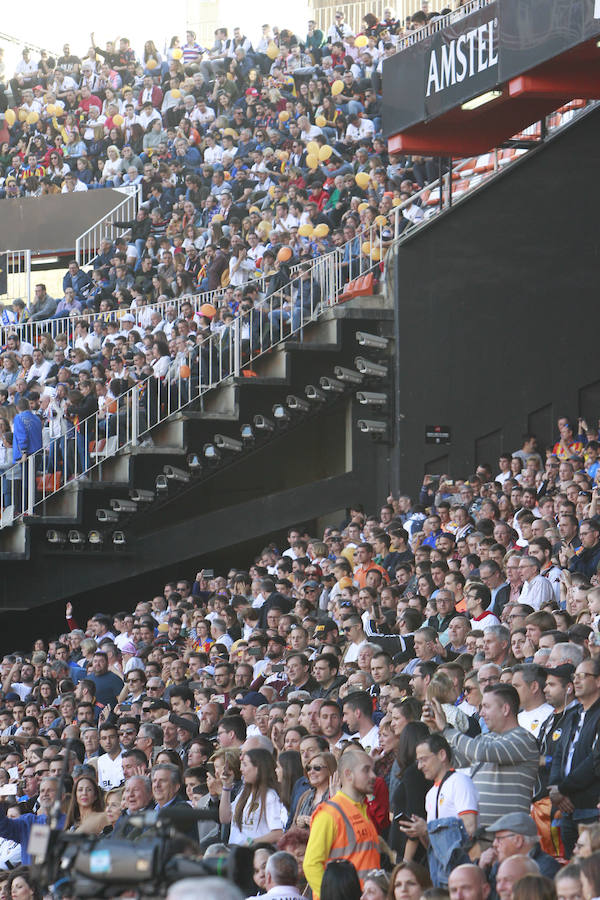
394, 105, 600, 492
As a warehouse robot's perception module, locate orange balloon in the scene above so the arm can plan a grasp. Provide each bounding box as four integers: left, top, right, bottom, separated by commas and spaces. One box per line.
107, 400, 118, 414
277, 246, 292, 262
200, 303, 217, 318
113, 114, 124, 127
179, 365, 191, 379
278, 110, 290, 122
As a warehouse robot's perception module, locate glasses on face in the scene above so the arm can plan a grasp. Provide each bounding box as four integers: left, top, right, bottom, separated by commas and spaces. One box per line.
343, 626, 353, 633
479, 676, 499, 686
494, 832, 517, 843
574, 672, 596, 680
119, 729, 136, 736
306, 764, 325, 772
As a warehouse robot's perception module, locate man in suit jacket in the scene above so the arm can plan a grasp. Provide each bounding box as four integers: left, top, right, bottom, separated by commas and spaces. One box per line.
137, 75, 163, 109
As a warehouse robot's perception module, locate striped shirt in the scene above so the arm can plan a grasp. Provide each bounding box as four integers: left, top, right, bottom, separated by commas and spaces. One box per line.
444, 725, 539, 828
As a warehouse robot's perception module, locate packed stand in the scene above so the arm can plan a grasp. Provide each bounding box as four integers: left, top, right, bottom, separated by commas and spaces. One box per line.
0, 9, 454, 319
0, 420, 598, 896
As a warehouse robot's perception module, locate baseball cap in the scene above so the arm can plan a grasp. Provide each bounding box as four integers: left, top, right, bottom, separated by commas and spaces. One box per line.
169, 713, 199, 736
121, 313, 135, 323
546, 663, 575, 680
245, 88, 258, 96
239, 691, 268, 707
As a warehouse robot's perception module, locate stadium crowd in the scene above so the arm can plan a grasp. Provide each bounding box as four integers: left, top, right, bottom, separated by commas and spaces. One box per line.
0, 423, 597, 897
0, 5, 451, 328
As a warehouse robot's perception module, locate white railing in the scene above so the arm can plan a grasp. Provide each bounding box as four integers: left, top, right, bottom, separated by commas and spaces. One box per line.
0, 250, 31, 309
395, 0, 494, 52
0, 98, 593, 529
0, 223, 385, 527
312, 0, 423, 38
75, 185, 141, 268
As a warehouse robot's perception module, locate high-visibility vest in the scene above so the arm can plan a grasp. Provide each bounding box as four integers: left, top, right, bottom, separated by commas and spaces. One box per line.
316, 792, 380, 886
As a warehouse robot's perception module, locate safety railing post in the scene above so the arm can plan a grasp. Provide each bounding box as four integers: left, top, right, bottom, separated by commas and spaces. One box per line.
26, 456, 35, 515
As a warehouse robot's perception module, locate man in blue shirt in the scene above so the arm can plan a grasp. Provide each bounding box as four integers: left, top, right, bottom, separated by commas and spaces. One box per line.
0, 776, 65, 865
87, 652, 123, 706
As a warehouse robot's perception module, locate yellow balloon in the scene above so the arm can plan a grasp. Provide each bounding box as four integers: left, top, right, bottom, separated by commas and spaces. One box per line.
4, 109, 15, 127
314, 223, 329, 238
392, 197, 402, 206
266, 42, 279, 60
306, 141, 319, 156
279, 150, 289, 161
146, 58, 158, 69
318, 144, 333, 161
18, 109, 28, 122
54, 105, 65, 117
278, 110, 290, 122
355, 35, 369, 47
355, 172, 370, 189
223, 127, 238, 137
375, 215, 388, 226
113, 114, 124, 126
358, 202, 369, 212
315, 115, 326, 127
306, 154, 319, 169
361, 241, 371, 255
298, 224, 313, 237
331, 80, 344, 95
171, 89, 181, 100
172, 48, 183, 60
371, 247, 381, 261
26, 111, 39, 125
212, 214, 224, 223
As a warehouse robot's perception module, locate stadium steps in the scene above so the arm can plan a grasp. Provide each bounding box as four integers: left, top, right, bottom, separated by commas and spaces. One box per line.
0, 296, 386, 566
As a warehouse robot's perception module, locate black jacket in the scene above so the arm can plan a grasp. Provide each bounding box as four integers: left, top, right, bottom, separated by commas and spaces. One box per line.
551, 696, 600, 807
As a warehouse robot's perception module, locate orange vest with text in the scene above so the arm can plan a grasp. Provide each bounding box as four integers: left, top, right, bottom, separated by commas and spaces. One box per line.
316, 791, 380, 885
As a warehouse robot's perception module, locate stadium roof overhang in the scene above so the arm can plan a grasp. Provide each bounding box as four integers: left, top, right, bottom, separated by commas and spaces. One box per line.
383, 0, 600, 156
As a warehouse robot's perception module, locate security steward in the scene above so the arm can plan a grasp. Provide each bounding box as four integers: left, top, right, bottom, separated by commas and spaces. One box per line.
303, 746, 380, 898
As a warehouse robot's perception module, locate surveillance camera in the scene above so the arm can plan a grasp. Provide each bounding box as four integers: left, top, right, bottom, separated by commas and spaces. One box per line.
254, 414, 275, 432
96, 508, 119, 523
356, 391, 388, 407
286, 395, 311, 413
46, 529, 66, 545
272, 404, 291, 423
334, 366, 363, 385
214, 434, 243, 453
319, 376, 345, 394
354, 356, 388, 378
305, 384, 326, 402
68, 530, 86, 545
110, 498, 138, 513
357, 419, 388, 434
130, 488, 155, 503
113, 531, 127, 547
356, 331, 389, 350
187, 453, 202, 471
203, 443, 221, 461
163, 465, 191, 483
155, 474, 169, 492
240, 424, 254, 441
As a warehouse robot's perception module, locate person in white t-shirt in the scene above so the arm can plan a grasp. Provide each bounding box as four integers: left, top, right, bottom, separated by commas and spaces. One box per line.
220, 747, 286, 845
512, 663, 554, 738
342, 691, 379, 753
398, 733, 478, 860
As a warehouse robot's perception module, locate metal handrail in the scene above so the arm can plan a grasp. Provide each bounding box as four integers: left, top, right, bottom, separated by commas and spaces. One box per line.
75, 185, 141, 268
395, 0, 494, 53
0, 97, 592, 529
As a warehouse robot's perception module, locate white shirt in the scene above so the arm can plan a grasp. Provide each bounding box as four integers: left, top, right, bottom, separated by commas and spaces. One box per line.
343, 639, 369, 663
518, 703, 555, 738
246, 886, 304, 900
520, 574, 555, 611
356, 723, 379, 753
229, 788, 287, 845
96, 752, 124, 790
425, 770, 479, 822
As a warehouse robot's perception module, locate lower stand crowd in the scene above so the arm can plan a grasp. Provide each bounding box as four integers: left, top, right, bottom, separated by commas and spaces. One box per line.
1, 423, 600, 899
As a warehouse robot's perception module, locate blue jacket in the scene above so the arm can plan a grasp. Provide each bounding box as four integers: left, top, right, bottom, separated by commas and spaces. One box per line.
12, 410, 43, 460
0, 811, 65, 864
62, 268, 93, 300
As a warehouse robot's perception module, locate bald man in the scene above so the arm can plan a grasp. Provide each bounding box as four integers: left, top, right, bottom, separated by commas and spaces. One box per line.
448, 865, 490, 900
496, 855, 540, 900
303, 747, 379, 899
